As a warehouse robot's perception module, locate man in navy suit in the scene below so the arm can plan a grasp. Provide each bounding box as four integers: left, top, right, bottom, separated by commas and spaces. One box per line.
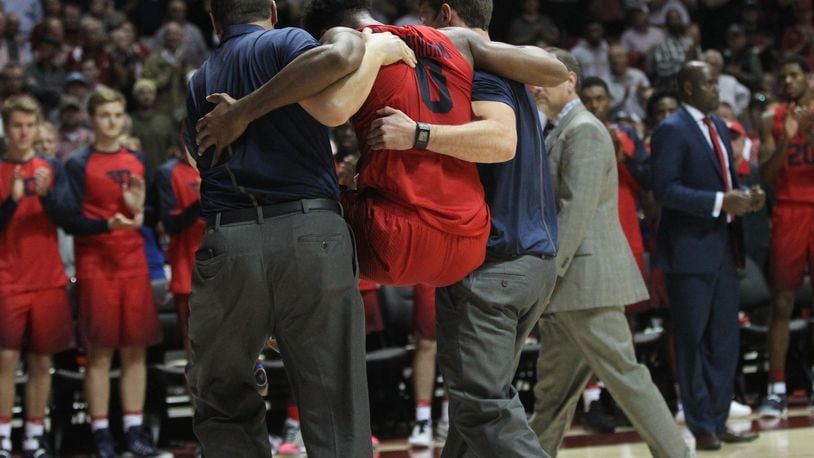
651, 61, 765, 451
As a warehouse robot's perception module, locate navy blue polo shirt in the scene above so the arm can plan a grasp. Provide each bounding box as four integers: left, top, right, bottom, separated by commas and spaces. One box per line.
184, 24, 339, 216
473, 71, 559, 257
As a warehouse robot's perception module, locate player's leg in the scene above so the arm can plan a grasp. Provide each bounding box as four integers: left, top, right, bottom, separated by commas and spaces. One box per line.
0, 291, 27, 457
409, 284, 437, 448
23, 353, 52, 455
0, 349, 20, 457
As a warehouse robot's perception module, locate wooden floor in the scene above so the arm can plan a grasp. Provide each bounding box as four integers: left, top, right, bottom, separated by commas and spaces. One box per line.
370, 408, 814, 458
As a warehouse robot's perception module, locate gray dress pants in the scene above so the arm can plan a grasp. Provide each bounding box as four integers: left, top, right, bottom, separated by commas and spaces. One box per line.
187, 209, 372, 458
436, 255, 557, 458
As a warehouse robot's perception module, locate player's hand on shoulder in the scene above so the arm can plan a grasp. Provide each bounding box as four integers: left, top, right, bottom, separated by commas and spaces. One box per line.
33, 167, 52, 197
196, 92, 244, 166
367, 106, 418, 151
362, 28, 416, 68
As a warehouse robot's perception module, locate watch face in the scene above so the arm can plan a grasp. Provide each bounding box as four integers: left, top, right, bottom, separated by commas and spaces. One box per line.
418, 131, 429, 142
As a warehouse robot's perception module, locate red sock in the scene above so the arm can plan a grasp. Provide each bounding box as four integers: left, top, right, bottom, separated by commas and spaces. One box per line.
770, 369, 785, 383
0, 416, 10, 424
287, 403, 300, 422
25, 417, 44, 425
416, 400, 431, 408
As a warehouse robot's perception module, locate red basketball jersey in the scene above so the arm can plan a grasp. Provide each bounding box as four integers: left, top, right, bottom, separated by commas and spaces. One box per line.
0, 155, 67, 294
70, 148, 148, 279
166, 160, 204, 294
771, 103, 814, 204
352, 25, 490, 238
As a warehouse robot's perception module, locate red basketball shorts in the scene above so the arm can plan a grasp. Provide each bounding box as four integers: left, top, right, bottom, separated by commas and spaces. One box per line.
77, 274, 162, 348
343, 192, 487, 287
770, 203, 814, 290
0, 287, 74, 354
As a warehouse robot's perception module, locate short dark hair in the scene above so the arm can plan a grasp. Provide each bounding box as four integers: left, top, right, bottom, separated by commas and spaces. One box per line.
420, 0, 493, 29
303, 0, 370, 39
778, 54, 811, 74
581, 76, 609, 95
646, 90, 679, 119
547, 47, 583, 91
210, 0, 272, 29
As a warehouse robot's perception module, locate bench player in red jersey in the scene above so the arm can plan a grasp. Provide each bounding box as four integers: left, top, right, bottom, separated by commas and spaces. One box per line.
156, 142, 205, 356
0, 96, 74, 458
62, 89, 170, 458
194, 1, 567, 288
758, 55, 814, 418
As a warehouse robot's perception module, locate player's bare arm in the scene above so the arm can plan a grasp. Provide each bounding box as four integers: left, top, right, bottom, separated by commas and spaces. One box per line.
759, 108, 789, 185
367, 101, 517, 163
299, 29, 416, 126
195, 26, 366, 158
441, 26, 568, 88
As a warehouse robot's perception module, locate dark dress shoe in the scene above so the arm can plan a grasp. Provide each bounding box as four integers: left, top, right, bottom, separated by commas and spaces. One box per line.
719, 428, 759, 443
695, 433, 722, 451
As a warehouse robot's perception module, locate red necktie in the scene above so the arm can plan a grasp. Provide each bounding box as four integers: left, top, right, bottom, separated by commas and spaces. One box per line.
702, 117, 732, 193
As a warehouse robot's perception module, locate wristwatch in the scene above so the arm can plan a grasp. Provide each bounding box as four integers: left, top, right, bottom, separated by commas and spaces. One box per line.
414, 122, 431, 149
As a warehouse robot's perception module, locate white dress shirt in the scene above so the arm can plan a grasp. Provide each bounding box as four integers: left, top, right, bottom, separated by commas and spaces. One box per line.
682, 103, 733, 219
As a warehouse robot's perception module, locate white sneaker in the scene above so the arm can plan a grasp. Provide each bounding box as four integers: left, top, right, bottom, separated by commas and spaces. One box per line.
435, 419, 449, 441
675, 403, 685, 423
278, 418, 306, 455
729, 400, 752, 418
408, 420, 433, 448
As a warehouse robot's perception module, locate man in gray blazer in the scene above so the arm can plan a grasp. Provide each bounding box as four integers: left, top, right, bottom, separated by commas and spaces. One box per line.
528, 49, 690, 458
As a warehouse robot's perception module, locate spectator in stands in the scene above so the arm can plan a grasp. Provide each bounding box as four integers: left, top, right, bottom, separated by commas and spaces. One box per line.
0, 95, 74, 458
620, 7, 664, 60
29, 17, 68, 66
55, 97, 93, 162
142, 21, 189, 123
153, 0, 209, 69
571, 19, 610, 79
723, 24, 764, 92
130, 78, 176, 175
62, 3, 83, 48
0, 12, 21, 69
648, 0, 691, 27
0, 63, 28, 103
780, 1, 814, 70
109, 21, 150, 97
649, 9, 694, 91
23, 34, 64, 113
35, 121, 59, 158
507, 0, 559, 46
607, 43, 650, 121
63, 72, 92, 108
87, 0, 127, 32
66, 17, 113, 87
704, 49, 751, 117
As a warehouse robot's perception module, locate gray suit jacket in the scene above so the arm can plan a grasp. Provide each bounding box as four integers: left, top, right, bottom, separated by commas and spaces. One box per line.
545, 103, 648, 312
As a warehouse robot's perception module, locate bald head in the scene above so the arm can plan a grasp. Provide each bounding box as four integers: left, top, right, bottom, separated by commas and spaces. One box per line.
702, 49, 723, 78
678, 61, 719, 113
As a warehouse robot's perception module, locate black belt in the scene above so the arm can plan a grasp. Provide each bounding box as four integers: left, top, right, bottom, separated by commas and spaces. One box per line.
205, 198, 342, 227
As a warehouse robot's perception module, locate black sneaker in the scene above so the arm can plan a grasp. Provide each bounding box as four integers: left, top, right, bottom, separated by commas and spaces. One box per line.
583, 400, 616, 434
23, 435, 53, 458
123, 426, 173, 458
93, 428, 117, 458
